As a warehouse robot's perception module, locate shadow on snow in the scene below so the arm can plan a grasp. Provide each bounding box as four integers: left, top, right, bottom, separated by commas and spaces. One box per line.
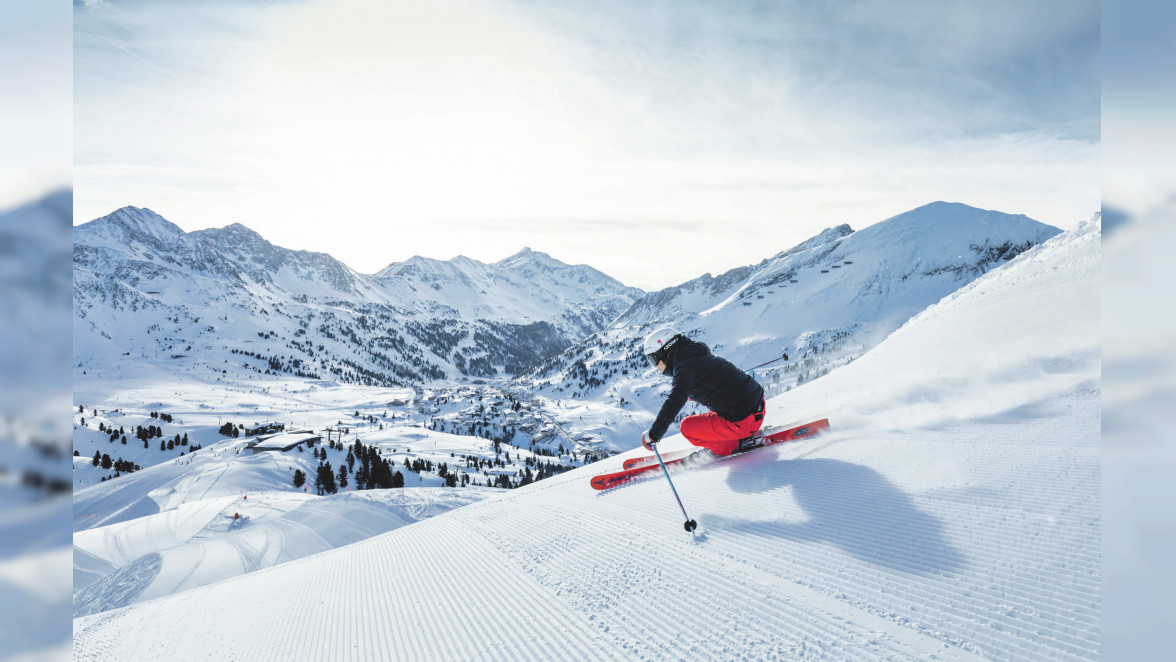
705, 456, 966, 576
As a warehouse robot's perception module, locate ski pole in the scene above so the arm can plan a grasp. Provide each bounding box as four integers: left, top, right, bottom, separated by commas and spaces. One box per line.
745, 350, 790, 373
652, 443, 698, 533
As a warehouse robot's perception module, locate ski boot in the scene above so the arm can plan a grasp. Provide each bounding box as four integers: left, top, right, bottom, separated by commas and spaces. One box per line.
735, 433, 765, 454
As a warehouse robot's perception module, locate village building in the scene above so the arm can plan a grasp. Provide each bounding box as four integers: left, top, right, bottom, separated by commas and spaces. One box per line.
245, 422, 286, 437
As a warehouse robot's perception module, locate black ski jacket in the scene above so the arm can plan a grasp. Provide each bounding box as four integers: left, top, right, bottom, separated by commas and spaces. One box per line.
649, 339, 764, 442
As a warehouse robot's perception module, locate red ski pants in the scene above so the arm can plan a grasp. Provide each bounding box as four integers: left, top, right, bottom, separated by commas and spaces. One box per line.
680, 399, 765, 457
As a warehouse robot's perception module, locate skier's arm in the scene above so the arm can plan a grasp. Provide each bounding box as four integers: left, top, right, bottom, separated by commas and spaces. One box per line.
649, 369, 691, 442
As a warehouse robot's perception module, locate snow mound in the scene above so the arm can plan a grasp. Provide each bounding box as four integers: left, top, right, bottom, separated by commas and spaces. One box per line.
72, 492, 416, 617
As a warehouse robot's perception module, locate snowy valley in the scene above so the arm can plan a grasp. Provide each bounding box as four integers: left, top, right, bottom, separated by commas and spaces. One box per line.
71, 202, 1100, 659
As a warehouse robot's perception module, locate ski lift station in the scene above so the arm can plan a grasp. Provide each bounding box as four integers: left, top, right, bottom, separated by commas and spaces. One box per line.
245, 430, 321, 455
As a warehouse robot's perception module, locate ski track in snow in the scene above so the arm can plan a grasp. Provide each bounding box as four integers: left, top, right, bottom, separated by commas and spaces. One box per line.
74, 395, 1099, 661
73, 219, 1100, 660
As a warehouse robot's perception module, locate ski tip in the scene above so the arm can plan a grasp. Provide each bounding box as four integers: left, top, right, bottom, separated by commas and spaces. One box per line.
590, 472, 636, 491
590, 476, 616, 491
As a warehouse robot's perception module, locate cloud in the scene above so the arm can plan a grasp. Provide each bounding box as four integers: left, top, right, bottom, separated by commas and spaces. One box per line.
500, 0, 1100, 149
73, 0, 1099, 289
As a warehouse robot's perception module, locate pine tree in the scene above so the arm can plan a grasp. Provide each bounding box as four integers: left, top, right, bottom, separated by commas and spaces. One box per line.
293, 469, 306, 489
91, 451, 100, 466
322, 462, 338, 494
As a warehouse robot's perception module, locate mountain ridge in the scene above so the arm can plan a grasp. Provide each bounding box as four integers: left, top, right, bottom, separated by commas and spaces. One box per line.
517, 202, 1061, 445
74, 201, 1062, 452
73, 207, 645, 387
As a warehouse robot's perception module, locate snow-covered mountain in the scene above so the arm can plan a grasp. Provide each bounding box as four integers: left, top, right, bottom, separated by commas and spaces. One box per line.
73, 207, 643, 385
3, 189, 73, 408
1, 189, 75, 662
523, 202, 1062, 442
73, 214, 1101, 661
74, 202, 1062, 457
2, 189, 74, 498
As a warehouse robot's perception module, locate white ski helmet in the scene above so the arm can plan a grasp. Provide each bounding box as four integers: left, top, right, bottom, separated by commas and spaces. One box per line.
643, 326, 684, 367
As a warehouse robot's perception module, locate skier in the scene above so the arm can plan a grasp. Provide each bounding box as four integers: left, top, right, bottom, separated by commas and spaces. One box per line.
641, 327, 766, 457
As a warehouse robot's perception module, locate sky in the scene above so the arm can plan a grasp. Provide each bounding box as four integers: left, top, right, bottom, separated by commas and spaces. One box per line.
74, 0, 1100, 290
1102, 0, 1176, 216
0, 0, 72, 207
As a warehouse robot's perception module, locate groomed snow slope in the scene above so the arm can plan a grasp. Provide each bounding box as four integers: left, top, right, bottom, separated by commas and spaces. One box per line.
74, 218, 1100, 661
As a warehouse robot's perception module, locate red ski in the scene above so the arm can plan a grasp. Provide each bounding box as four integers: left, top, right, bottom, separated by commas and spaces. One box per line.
622, 448, 697, 470
591, 418, 830, 491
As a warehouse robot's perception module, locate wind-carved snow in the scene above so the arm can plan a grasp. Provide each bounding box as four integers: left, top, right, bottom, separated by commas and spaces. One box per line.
73, 215, 1100, 661
71, 491, 425, 618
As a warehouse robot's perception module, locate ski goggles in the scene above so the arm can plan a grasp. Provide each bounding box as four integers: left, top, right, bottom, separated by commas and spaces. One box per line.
645, 335, 681, 368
